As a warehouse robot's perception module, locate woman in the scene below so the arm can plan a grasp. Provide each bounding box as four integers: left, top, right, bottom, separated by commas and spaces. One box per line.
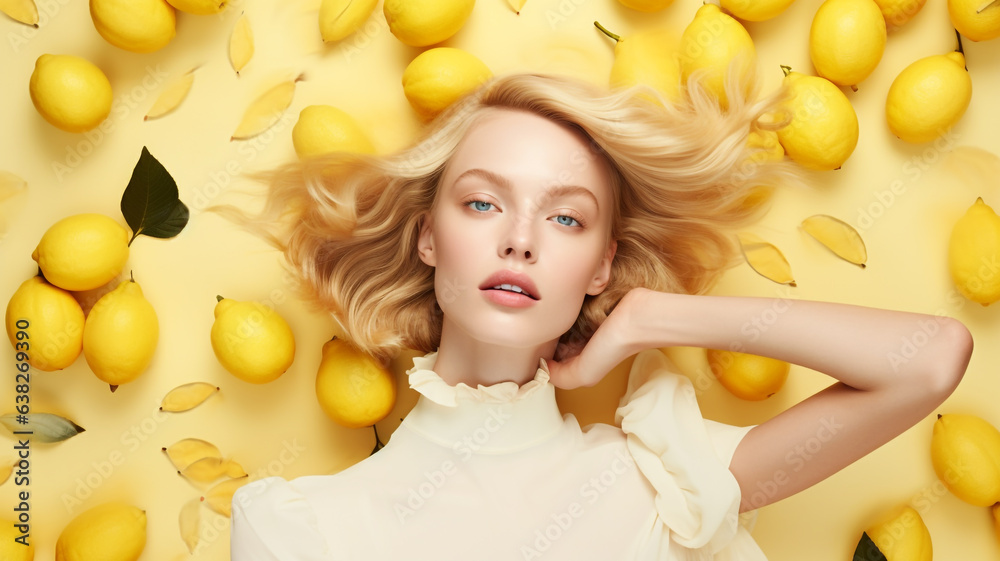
217, 66, 973, 560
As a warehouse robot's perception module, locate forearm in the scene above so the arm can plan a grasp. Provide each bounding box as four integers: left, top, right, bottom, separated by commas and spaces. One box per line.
626, 288, 972, 392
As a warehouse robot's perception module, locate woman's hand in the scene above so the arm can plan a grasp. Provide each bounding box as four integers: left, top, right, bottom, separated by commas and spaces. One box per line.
546, 287, 651, 390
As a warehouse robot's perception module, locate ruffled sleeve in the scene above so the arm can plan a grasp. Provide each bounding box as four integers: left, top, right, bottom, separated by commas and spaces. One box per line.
230, 476, 333, 561
614, 349, 767, 560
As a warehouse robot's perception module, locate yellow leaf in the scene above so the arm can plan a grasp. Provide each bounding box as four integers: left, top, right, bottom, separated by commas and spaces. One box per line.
180, 456, 230, 483
737, 232, 796, 286
204, 475, 249, 517
145, 68, 197, 121
160, 381, 220, 412
226, 459, 247, 478
231, 75, 304, 141
506, 0, 527, 13
800, 214, 867, 267
229, 12, 254, 75
163, 438, 222, 471
0, 0, 38, 26
180, 456, 245, 483
179, 496, 201, 554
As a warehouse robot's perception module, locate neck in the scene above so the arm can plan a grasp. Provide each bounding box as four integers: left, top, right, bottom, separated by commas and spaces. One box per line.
433, 317, 559, 387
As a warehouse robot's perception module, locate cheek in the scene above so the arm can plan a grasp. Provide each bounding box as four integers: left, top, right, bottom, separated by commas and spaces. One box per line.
432, 219, 483, 277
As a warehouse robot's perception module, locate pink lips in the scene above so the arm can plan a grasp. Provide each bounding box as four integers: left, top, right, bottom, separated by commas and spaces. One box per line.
479, 270, 540, 302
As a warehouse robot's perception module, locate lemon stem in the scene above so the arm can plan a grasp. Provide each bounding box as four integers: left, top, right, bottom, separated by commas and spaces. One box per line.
779, 65, 791, 77
977, 0, 999, 13
593, 21, 620, 42
937, 413, 942, 419
370, 425, 385, 456
216, 295, 224, 302
954, 30, 967, 70
130, 270, 134, 283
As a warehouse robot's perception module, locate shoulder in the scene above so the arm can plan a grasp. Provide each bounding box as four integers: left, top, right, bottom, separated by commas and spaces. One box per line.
230, 476, 333, 561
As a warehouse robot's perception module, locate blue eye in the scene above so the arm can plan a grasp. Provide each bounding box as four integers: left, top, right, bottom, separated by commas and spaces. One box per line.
555, 215, 580, 227
468, 200, 494, 212
464, 199, 585, 228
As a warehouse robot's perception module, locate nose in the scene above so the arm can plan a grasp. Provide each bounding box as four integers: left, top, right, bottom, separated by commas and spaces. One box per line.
501, 215, 536, 262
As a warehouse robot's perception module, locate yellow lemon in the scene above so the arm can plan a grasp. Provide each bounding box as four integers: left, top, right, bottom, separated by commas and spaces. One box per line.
0, 520, 32, 561
886, 51, 971, 144
679, 3, 756, 109
873, 0, 928, 27
949, 197, 1000, 306
931, 413, 1000, 507
292, 105, 376, 159
595, 22, 681, 105
55, 502, 146, 561
90, 0, 176, 53
165, 0, 226, 14
706, 348, 789, 400
28, 54, 113, 134
5, 276, 85, 372
384, 0, 475, 47
810, 0, 886, 89
211, 296, 295, 384
83, 279, 159, 390
402, 47, 492, 122
862, 504, 932, 561
31, 213, 130, 292
950, 0, 1000, 41
747, 128, 785, 164
320, 0, 378, 42
721, 0, 797, 21
316, 336, 396, 428
737, 129, 784, 211
0, 518, 34, 561
616, 0, 674, 12
775, 67, 859, 171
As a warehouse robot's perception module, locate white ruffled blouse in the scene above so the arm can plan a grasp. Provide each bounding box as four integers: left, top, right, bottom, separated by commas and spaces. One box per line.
230, 348, 767, 560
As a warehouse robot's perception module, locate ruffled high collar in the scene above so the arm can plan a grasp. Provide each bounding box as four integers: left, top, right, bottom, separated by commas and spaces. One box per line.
399, 350, 565, 454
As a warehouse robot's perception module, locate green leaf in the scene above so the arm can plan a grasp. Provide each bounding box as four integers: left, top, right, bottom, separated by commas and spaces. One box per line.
121, 146, 189, 246
0, 413, 85, 443
853, 532, 887, 561
140, 200, 189, 239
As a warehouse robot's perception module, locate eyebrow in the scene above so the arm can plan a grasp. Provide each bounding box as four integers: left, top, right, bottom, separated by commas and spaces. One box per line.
452, 168, 600, 212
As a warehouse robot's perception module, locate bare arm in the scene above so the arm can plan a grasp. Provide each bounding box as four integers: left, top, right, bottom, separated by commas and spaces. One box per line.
621, 287, 974, 513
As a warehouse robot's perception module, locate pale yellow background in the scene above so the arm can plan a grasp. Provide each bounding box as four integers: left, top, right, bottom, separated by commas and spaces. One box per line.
1, 0, 1000, 559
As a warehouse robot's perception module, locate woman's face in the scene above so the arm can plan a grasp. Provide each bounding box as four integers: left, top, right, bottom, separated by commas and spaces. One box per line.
417, 107, 617, 351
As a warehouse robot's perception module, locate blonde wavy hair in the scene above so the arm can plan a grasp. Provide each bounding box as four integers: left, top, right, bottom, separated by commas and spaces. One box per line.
207, 63, 806, 365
